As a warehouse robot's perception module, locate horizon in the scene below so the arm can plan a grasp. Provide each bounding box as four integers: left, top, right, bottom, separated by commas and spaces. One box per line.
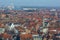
0, 0, 60, 8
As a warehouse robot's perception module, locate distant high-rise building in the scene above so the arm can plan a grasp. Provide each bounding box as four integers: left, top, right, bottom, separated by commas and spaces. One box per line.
55, 12, 58, 17
50, 9, 56, 11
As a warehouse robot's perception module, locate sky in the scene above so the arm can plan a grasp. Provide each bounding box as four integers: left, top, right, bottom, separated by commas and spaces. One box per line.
0, 0, 60, 7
